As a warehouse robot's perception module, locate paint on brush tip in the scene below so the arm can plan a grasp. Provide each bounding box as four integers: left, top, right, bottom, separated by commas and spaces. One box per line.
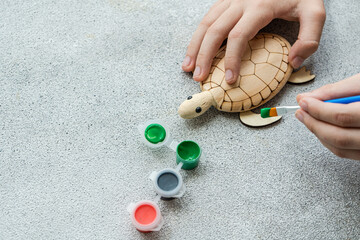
260, 108, 271, 118
269, 108, 278, 117
260, 108, 278, 118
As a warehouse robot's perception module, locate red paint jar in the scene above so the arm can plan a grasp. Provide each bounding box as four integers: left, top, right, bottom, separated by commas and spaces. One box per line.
127, 200, 163, 232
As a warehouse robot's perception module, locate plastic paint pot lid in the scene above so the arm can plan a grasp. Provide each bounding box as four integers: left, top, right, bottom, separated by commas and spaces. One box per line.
130, 200, 162, 232
144, 124, 166, 144
177, 140, 201, 161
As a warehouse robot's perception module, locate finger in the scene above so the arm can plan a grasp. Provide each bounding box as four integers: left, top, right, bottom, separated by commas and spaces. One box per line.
224, 9, 273, 84
295, 109, 360, 150
193, 6, 243, 81
297, 73, 360, 101
319, 139, 337, 155
289, 1, 326, 68
298, 97, 360, 127
319, 139, 360, 160
182, 0, 230, 72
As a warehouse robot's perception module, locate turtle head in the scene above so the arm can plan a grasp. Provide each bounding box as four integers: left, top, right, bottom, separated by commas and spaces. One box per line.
178, 91, 215, 119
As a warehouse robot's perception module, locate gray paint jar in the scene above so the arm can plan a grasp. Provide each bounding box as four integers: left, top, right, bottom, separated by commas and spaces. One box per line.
149, 168, 185, 199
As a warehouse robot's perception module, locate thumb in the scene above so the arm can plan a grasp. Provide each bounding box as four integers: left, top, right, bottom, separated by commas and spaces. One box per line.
289, 5, 326, 68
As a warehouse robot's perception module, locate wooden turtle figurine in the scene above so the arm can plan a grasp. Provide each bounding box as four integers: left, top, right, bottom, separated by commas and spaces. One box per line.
178, 33, 315, 127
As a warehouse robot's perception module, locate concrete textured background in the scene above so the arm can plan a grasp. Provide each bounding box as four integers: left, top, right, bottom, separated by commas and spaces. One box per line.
1, 0, 359, 239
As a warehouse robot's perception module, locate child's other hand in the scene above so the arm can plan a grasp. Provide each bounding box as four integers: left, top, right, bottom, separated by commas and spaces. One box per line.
296, 73, 360, 160
182, 0, 326, 84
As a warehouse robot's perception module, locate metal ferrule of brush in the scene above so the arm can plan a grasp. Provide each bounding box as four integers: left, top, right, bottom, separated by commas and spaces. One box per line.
275, 106, 300, 115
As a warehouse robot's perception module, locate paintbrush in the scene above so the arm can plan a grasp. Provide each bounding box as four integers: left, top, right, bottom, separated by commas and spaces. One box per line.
261, 95, 360, 118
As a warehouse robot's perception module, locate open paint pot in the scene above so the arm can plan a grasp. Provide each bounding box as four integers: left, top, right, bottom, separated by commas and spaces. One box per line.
176, 140, 201, 170
138, 120, 173, 149
127, 200, 164, 232
138, 120, 202, 169
149, 168, 185, 199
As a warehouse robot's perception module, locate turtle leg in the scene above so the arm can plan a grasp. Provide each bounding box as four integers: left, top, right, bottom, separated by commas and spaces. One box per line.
239, 111, 282, 127
288, 66, 315, 84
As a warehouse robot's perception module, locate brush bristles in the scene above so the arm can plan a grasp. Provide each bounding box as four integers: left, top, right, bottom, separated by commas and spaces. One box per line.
260, 108, 270, 118
269, 108, 278, 117
260, 108, 278, 118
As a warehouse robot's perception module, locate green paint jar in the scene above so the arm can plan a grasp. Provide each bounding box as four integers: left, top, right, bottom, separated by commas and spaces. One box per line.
138, 120, 171, 148
144, 124, 166, 144
176, 140, 201, 170
138, 120, 202, 170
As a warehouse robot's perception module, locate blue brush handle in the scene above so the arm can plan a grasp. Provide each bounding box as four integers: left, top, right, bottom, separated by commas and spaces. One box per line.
324, 95, 360, 104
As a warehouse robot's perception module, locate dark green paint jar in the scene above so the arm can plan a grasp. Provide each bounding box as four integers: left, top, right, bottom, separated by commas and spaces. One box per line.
176, 140, 201, 170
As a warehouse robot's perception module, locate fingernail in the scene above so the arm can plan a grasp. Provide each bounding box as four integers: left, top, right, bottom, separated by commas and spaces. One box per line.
193, 66, 201, 78
225, 69, 233, 83
297, 92, 311, 102
299, 99, 308, 111
292, 56, 304, 69
182, 56, 191, 67
295, 110, 304, 123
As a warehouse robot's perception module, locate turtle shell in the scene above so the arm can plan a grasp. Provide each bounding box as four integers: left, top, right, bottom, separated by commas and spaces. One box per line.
200, 33, 293, 112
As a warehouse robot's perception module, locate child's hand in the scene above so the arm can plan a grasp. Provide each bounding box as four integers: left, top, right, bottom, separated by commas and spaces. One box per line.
182, 0, 326, 84
296, 73, 360, 160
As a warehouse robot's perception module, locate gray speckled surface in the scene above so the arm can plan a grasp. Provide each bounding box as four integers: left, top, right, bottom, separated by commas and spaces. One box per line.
0, 0, 359, 239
